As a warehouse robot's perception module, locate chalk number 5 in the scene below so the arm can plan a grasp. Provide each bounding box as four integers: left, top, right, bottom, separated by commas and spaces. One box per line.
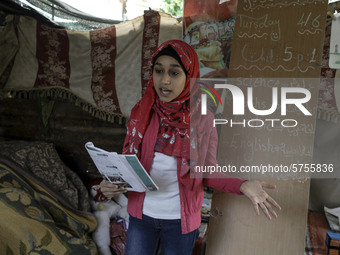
283, 47, 293, 62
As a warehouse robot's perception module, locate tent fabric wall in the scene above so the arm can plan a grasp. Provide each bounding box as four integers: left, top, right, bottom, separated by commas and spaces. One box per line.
310, 16, 340, 212
0, 11, 182, 124
317, 17, 340, 124
0, 15, 18, 79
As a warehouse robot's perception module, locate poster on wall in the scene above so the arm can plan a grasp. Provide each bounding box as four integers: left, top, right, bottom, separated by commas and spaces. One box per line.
329, 13, 340, 69
183, 0, 238, 78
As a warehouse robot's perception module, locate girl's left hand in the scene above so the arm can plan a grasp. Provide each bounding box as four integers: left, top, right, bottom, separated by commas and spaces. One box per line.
239, 180, 281, 220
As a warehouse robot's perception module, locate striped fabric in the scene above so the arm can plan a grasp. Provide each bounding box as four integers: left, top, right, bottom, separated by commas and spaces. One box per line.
3, 11, 182, 121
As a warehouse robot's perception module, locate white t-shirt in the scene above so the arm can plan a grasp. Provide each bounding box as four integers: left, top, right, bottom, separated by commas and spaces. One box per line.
142, 152, 181, 219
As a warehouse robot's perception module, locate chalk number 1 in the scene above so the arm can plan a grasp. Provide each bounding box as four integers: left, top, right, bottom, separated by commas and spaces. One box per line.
283, 46, 317, 64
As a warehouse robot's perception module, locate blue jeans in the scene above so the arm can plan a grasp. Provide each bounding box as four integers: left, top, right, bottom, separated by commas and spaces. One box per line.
125, 214, 199, 255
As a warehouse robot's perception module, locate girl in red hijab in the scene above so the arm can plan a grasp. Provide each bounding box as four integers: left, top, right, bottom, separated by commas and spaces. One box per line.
100, 40, 281, 255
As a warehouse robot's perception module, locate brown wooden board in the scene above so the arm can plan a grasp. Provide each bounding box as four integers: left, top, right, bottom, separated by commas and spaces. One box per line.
207, 180, 310, 255
228, 0, 327, 79
205, 1, 329, 254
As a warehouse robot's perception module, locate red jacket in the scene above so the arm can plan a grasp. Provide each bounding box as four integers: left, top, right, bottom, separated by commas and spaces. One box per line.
127, 111, 245, 234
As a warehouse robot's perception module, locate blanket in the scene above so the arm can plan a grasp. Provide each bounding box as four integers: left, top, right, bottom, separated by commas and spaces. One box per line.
0, 158, 97, 254
0, 11, 182, 124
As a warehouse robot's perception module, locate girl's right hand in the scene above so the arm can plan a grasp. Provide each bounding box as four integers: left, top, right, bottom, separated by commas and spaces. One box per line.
99, 180, 127, 199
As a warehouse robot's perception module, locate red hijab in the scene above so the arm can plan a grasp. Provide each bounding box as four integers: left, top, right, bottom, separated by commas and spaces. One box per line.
122, 40, 201, 187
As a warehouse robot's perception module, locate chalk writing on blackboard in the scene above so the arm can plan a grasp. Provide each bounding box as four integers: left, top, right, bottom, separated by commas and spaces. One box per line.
232, 77, 312, 88
227, 134, 313, 161
238, 44, 318, 73
297, 12, 323, 35
233, 65, 315, 73
234, 78, 316, 90
255, 123, 314, 136
237, 14, 281, 41
241, 45, 278, 64
239, 33, 268, 39
243, 0, 326, 12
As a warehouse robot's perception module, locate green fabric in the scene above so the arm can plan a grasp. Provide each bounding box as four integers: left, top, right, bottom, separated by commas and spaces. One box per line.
38, 99, 55, 130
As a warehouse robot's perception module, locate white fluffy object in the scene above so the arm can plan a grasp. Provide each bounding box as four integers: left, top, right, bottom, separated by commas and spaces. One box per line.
90, 186, 129, 255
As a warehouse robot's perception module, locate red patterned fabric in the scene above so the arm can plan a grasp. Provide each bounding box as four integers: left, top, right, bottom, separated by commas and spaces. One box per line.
141, 11, 160, 93
109, 219, 127, 255
3, 12, 182, 121
90, 25, 121, 114
306, 211, 329, 255
318, 23, 338, 111
35, 23, 70, 89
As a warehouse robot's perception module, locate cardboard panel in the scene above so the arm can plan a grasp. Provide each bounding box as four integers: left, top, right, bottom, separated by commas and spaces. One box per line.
205, 1, 329, 254
229, 0, 327, 79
